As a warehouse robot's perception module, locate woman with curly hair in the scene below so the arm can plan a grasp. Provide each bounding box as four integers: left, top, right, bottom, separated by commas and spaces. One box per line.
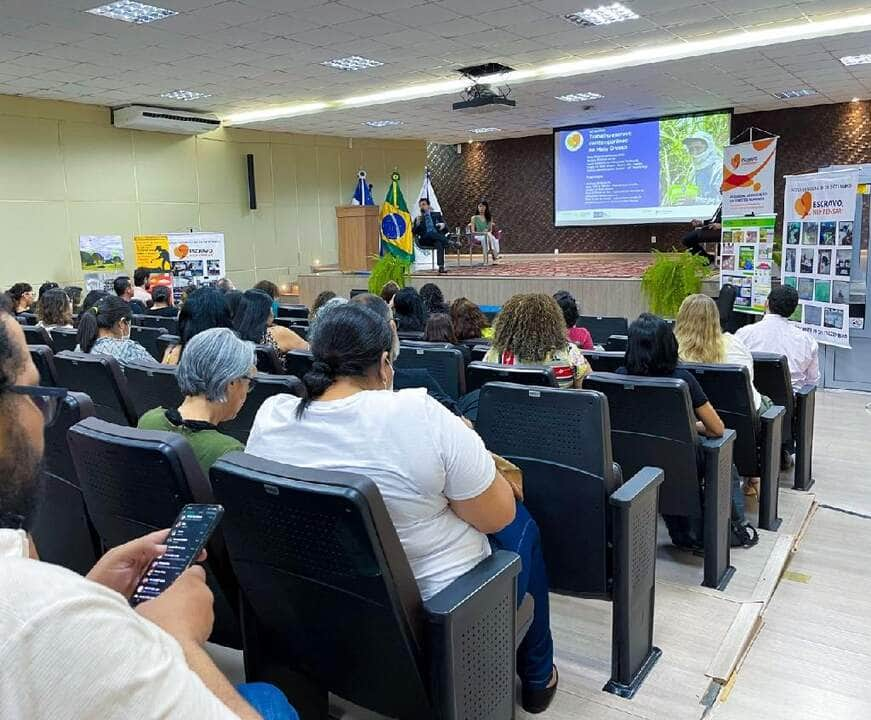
392, 286, 428, 332
449, 297, 492, 342
419, 282, 448, 315
484, 293, 590, 388
36, 288, 74, 330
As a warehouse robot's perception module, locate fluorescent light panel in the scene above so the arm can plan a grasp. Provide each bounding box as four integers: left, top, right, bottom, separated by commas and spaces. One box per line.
556, 91, 604, 102
160, 89, 210, 101
322, 55, 384, 71
772, 88, 817, 99
471, 127, 501, 134
840, 54, 871, 66
86, 1, 177, 23
565, 3, 638, 27
364, 120, 402, 127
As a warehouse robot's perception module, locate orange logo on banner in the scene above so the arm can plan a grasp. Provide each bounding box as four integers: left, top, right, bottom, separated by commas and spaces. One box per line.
173, 244, 190, 259
794, 191, 813, 218
731, 153, 741, 168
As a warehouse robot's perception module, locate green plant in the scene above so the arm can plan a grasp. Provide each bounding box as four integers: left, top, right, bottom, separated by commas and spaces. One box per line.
368, 253, 411, 294
641, 251, 712, 318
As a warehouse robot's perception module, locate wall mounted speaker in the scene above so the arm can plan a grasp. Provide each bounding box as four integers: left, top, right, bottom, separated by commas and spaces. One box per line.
246, 153, 257, 210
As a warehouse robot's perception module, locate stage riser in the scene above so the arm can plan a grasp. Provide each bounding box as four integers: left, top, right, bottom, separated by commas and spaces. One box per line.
298, 274, 719, 319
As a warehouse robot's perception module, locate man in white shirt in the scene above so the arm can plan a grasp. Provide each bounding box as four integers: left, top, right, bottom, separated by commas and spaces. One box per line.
0, 305, 296, 720
133, 267, 153, 305
736, 284, 820, 391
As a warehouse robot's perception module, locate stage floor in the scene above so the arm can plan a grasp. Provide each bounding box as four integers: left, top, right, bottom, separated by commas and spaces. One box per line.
413, 252, 655, 279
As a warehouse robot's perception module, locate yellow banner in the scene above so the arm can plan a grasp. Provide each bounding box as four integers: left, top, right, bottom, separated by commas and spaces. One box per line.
134, 235, 171, 271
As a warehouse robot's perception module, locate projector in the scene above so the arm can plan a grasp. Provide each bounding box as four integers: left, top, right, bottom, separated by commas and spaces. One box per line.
452, 84, 516, 113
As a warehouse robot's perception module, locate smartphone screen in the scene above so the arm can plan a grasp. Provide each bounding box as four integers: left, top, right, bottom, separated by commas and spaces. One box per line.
130, 504, 224, 607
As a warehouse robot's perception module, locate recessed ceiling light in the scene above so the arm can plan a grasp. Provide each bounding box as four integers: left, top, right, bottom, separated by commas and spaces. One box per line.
160, 89, 210, 101
772, 88, 817, 99
322, 56, 384, 71
565, 3, 639, 27
840, 54, 871, 66
86, 1, 177, 24
364, 119, 402, 127
471, 127, 501, 134
556, 91, 604, 102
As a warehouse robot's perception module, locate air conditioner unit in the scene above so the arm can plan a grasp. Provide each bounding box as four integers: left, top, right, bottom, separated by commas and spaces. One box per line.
112, 105, 221, 135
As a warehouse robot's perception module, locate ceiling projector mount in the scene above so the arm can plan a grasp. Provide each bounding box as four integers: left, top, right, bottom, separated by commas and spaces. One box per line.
452, 62, 517, 112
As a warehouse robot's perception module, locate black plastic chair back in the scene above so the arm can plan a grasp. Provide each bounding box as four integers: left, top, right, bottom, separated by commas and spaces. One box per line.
585, 372, 702, 517
221, 374, 304, 444
30, 392, 100, 575
130, 325, 165, 362
605, 334, 628, 352
50, 327, 79, 352
396, 330, 425, 341
460, 337, 491, 349
395, 345, 465, 399
465, 361, 557, 392
283, 349, 314, 379
476, 383, 619, 597
28, 345, 58, 386
210, 454, 433, 718
290, 323, 308, 340
277, 304, 309, 319
23, 325, 53, 349
682, 363, 759, 476
135, 314, 178, 335
124, 361, 184, 418
470, 344, 489, 362
53, 351, 138, 426
156, 333, 179, 361
577, 315, 629, 345
255, 345, 285, 374
582, 350, 626, 373
18, 312, 38, 325
67, 418, 240, 647
752, 352, 795, 445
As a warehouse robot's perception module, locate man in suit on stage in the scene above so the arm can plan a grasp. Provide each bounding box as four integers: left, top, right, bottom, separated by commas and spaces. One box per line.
413, 198, 452, 274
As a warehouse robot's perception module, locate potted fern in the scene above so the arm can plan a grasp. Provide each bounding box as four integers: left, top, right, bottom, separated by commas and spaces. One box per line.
641, 251, 712, 318
368, 253, 411, 295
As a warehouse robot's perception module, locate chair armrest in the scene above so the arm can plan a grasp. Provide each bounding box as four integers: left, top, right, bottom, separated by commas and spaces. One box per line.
795, 383, 816, 398
700, 429, 735, 590
758, 405, 785, 530
609, 466, 663, 506
793, 385, 816, 491
424, 550, 520, 720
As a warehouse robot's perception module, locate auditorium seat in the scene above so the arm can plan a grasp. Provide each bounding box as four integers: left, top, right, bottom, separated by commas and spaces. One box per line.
465, 361, 558, 393
28, 345, 58, 386
53, 350, 138, 426
290, 322, 308, 340
470, 344, 490, 362
476, 382, 664, 697
585, 372, 736, 589
220, 374, 303, 444
130, 325, 165, 362
752, 352, 815, 491
17, 311, 38, 325
283, 349, 314, 379
460, 337, 491, 349
156, 333, 179, 361
124, 360, 184, 418
133, 313, 178, 335
395, 344, 465, 400
50, 327, 79, 352
30, 392, 100, 575
23, 325, 54, 349
605, 334, 628, 352
682, 363, 785, 530
577, 316, 629, 345
211, 452, 524, 719
582, 349, 625, 373
276, 304, 309, 320
68, 417, 240, 648
396, 330, 425, 341
255, 344, 285, 374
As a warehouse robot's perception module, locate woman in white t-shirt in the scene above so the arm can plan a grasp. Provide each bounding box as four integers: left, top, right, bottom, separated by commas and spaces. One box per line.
245, 301, 558, 714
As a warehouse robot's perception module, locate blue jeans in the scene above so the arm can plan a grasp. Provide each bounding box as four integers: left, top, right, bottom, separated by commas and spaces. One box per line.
236, 683, 299, 720
489, 500, 554, 690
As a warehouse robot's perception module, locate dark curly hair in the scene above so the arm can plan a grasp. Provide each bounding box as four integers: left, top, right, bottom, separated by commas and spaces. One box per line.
393, 286, 427, 332
449, 297, 489, 341
37, 288, 72, 327
491, 293, 567, 362
419, 283, 448, 315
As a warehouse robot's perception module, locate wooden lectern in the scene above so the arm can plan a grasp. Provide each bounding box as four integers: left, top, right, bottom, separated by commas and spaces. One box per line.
336, 205, 380, 272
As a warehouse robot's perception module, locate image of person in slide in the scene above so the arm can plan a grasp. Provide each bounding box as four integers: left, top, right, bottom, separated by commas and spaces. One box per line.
681, 132, 723, 201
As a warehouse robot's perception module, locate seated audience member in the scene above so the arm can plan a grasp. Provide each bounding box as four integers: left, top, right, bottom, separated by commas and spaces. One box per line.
424, 313, 472, 364
245, 303, 558, 712
618, 314, 754, 548
470, 200, 500, 262
163, 286, 233, 365
735, 284, 819, 391
393, 286, 428, 333
64, 286, 83, 314
253, 280, 279, 299
681, 204, 721, 263
215, 277, 236, 293
412, 197, 452, 275
132, 267, 152, 305
309, 297, 347, 333
113, 276, 148, 315
7, 283, 33, 315
419, 282, 448, 315
484, 294, 590, 389
234, 289, 308, 367
36, 288, 74, 331
146, 285, 178, 317
450, 297, 492, 341
553, 290, 594, 350
311, 290, 336, 317
379, 281, 400, 305
38, 281, 59, 300
77, 295, 154, 366
0, 309, 296, 719
139, 328, 253, 473
224, 290, 243, 320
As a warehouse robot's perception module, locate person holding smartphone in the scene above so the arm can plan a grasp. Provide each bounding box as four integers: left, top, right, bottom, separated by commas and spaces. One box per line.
0, 303, 297, 720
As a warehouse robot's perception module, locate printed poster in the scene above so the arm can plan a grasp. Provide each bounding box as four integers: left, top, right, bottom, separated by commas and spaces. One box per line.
719, 215, 775, 314
721, 138, 778, 216
133, 232, 226, 303
134, 235, 172, 272
79, 235, 125, 272
782, 170, 857, 348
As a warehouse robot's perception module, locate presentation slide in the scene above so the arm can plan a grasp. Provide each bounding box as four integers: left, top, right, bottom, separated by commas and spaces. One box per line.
554, 110, 731, 226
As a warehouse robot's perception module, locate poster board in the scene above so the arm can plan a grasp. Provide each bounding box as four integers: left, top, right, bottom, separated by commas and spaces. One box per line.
134, 232, 226, 302
782, 170, 856, 348
80, 235, 125, 292
721, 138, 778, 216
719, 215, 775, 314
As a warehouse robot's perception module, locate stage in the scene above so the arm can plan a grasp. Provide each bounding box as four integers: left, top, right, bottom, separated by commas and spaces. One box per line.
297, 253, 719, 318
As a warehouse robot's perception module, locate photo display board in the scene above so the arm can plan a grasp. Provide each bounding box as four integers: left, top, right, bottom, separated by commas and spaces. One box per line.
135, 232, 226, 303
720, 215, 775, 314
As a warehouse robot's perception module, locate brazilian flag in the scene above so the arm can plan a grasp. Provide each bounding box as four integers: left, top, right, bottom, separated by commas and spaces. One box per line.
380, 171, 414, 260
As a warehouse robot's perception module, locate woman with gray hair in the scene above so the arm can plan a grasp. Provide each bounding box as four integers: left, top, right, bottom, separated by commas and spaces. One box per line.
138, 327, 256, 474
